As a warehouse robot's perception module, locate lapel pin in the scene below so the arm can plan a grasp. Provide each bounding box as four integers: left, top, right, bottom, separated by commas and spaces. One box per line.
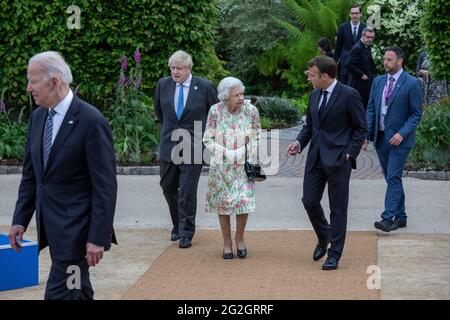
194, 86, 198, 90
68, 120, 74, 124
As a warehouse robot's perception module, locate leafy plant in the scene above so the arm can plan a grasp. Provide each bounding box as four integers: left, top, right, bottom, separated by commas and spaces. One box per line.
420, 0, 450, 80
0, 107, 27, 161
106, 48, 158, 165
409, 99, 450, 170
256, 96, 300, 128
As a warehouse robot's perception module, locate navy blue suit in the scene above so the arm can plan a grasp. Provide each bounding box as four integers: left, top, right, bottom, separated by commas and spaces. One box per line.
366, 71, 422, 221
297, 81, 367, 261
335, 21, 367, 85
12, 95, 117, 299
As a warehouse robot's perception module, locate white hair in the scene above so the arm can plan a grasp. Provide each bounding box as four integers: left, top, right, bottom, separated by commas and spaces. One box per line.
168, 50, 193, 68
217, 77, 245, 102
28, 51, 73, 84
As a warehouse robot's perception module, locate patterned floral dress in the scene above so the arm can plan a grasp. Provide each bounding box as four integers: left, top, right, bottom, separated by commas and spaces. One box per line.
203, 100, 261, 215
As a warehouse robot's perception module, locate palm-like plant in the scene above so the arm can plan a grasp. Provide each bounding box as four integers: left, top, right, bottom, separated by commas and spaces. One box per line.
257, 0, 356, 92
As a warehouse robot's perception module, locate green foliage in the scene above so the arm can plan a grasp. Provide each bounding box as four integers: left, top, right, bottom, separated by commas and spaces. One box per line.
216, 0, 291, 95
409, 99, 450, 170
255, 96, 300, 129
0, 109, 27, 160
106, 50, 158, 165
420, 0, 450, 80
367, 0, 426, 74
0, 0, 225, 112
259, 0, 353, 93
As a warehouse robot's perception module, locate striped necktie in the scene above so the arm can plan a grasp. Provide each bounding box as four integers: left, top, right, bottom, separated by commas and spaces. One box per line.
43, 108, 56, 169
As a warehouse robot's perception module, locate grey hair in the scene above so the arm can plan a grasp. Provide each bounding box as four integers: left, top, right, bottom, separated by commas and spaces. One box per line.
362, 26, 375, 36
217, 77, 245, 102
28, 51, 73, 85
168, 50, 193, 68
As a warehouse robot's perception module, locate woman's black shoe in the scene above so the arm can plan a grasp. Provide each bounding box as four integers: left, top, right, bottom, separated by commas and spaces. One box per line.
237, 248, 247, 258
223, 251, 234, 259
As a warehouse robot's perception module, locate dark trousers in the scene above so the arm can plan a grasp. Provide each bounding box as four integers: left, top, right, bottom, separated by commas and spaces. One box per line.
302, 158, 353, 260
375, 131, 411, 221
160, 160, 203, 240
45, 258, 93, 300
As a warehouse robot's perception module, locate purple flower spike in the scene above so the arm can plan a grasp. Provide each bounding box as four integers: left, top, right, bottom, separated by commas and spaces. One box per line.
0, 100, 5, 112
120, 56, 128, 70
118, 72, 126, 86
134, 47, 141, 65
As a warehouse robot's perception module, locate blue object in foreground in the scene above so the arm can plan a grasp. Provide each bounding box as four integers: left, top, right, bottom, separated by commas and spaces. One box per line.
0, 234, 39, 291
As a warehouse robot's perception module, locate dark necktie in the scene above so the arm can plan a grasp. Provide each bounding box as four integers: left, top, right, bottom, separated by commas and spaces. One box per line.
352, 26, 358, 43
318, 90, 328, 118
43, 109, 56, 169
385, 76, 395, 105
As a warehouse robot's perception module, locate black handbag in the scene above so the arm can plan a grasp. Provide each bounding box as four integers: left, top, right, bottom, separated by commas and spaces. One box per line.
244, 142, 266, 182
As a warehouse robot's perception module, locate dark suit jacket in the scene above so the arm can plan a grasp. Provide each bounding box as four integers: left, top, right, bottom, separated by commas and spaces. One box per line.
297, 81, 367, 172
154, 75, 218, 164
347, 40, 375, 94
366, 71, 423, 148
335, 22, 367, 69
12, 95, 117, 261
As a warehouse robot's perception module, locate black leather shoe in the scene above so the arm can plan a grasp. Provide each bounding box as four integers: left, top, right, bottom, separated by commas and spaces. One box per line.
395, 217, 407, 228
322, 257, 339, 270
374, 219, 398, 232
223, 251, 234, 259
170, 233, 180, 241
179, 237, 192, 248
313, 240, 329, 261
237, 248, 247, 258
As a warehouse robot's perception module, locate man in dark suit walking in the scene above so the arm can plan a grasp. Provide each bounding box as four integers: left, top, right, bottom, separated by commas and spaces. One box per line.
9, 51, 117, 299
335, 4, 367, 85
155, 50, 218, 248
347, 27, 376, 108
364, 46, 422, 232
286, 56, 367, 270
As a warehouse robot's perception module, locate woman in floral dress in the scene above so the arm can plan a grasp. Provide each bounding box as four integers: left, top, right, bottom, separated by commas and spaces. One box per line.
203, 77, 261, 259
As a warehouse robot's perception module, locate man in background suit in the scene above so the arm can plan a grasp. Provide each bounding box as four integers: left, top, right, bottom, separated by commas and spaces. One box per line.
347, 27, 376, 108
9, 51, 117, 299
155, 50, 218, 248
335, 4, 367, 85
364, 46, 422, 232
286, 56, 367, 270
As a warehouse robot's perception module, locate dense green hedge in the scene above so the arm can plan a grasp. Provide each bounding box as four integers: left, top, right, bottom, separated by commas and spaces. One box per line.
0, 0, 226, 111
421, 0, 450, 80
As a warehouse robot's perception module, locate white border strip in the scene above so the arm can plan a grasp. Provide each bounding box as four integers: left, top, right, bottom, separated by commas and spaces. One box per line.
0, 241, 38, 250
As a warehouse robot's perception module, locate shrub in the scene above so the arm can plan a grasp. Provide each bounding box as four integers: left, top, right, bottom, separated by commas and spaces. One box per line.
0, 0, 225, 111
0, 108, 28, 161
106, 48, 158, 165
409, 99, 450, 170
255, 96, 300, 129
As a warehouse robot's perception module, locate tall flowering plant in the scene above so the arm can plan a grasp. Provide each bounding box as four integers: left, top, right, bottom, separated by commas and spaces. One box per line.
107, 47, 158, 165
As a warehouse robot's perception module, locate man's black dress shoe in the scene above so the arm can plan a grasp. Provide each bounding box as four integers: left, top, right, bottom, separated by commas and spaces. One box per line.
374, 219, 398, 232
395, 217, 407, 228
322, 257, 339, 270
171, 233, 180, 241
223, 251, 234, 259
179, 237, 192, 248
313, 240, 329, 261
237, 248, 247, 259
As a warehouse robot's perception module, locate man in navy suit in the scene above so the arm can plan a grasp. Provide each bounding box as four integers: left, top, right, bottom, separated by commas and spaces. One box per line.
347, 27, 376, 108
155, 50, 218, 248
335, 4, 367, 85
365, 46, 422, 232
286, 56, 367, 270
9, 51, 117, 299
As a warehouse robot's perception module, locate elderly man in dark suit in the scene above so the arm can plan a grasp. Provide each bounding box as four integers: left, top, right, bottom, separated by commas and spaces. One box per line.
155, 50, 218, 249
9, 51, 117, 300
286, 56, 367, 270
335, 4, 367, 85
347, 27, 376, 108
365, 46, 422, 232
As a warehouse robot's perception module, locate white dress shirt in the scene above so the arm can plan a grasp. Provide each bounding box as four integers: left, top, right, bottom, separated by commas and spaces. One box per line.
49, 89, 73, 144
